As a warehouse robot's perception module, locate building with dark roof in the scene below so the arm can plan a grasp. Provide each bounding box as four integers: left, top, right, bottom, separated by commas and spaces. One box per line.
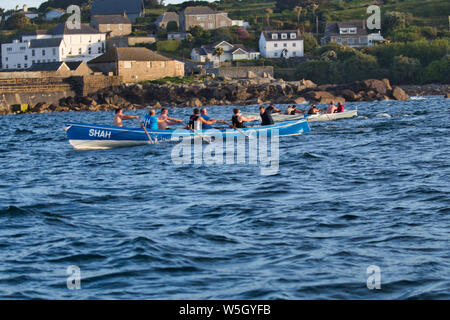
321, 21, 384, 47
259, 30, 304, 59
91, 14, 132, 38
91, 0, 144, 23
88, 47, 184, 82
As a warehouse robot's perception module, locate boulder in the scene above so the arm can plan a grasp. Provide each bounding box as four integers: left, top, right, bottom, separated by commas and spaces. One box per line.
303, 91, 336, 104
392, 86, 409, 101
292, 97, 307, 105
190, 98, 203, 108
357, 79, 389, 95
341, 89, 358, 101
247, 71, 256, 79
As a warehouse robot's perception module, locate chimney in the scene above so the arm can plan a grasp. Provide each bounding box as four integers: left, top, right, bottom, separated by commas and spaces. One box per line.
23, 4, 28, 12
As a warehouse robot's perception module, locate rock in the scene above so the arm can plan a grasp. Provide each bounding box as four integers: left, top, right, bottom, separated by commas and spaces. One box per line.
303, 91, 336, 104
292, 97, 307, 105
392, 86, 409, 101
356, 79, 389, 95
300, 79, 317, 88
382, 78, 392, 92
190, 98, 203, 108
341, 89, 358, 101
247, 71, 256, 79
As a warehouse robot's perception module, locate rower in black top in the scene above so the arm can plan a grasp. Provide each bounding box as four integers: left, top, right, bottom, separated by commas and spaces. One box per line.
260, 104, 279, 126
232, 108, 257, 128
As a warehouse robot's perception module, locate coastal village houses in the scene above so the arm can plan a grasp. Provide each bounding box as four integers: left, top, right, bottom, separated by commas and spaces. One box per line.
259, 30, 304, 59
179, 6, 244, 31
88, 47, 185, 83
191, 41, 260, 63
1, 23, 106, 70
321, 21, 384, 47
91, 0, 144, 23
4, 5, 39, 21
90, 14, 132, 39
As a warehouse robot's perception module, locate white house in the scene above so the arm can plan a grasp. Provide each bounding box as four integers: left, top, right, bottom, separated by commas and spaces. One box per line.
45, 8, 66, 21
191, 41, 260, 64
259, 30, 304, 59
1, 23, 106, 70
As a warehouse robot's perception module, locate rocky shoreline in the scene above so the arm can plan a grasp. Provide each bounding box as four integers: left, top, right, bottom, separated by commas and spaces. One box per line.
2, 78, 449, 115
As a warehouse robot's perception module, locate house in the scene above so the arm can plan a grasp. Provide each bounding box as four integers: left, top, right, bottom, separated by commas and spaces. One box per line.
168, 32, 188, 41
91, 0, 144, 23
27, 61, 72, 77
191, 41, 260, 63
321, 21, 384, 47
179, 6, 241, 31
155, 12, 179, 30
88, 47, 184, 82
45, 8, 66, 21
259, 30, 304, 59
91, 14, 132, 38
4, 5, 39, 21
1, 23, 106, 70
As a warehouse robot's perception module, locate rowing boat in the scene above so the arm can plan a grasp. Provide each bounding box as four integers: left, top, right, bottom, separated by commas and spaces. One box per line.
243, 109, 358, 122
64, 118, 310, 150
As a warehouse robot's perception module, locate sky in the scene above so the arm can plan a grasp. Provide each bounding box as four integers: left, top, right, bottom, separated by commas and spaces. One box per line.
2, 0, 213, 11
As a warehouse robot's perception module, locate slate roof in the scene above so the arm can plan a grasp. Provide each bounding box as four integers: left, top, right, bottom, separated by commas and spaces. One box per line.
325, 21, 368, 36
92, 14, 131, 25
88, 47, 172, 63
262, 30, 302, 41
28, 62, 67, 71
156, 12, 179, 24
182, 6, 216, 15
29, 38, 63, 48
65, 61, 84, 70
49, 23, 104, 35
91, 0, 144, 16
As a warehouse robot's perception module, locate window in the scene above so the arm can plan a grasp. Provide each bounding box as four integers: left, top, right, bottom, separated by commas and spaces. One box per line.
37, 59, 40, 63
32, 60, 35, 63
88, 47, 91, 54
20, 46, 26, 50
197, 15, 206, 21
42, 49, 46, 56
53, 59, 56, 62
24, 63, 28, 68
123, 61, 131, 68
18, 64, 21, 68
5, 64, 8, 69
272, 34, 278, 40
293, 52, 296, 56
290, 33, 297, 39
284, 43, 287, 47
79, 48, 82, 54
119, 24, 123, 30
7, 47, 12, 52
107, 24, 111, 31
359, 37, 367, 44
348, 37, 355, 44
281, 33, 287, 39
274, 52, 278, 57
349, 28, 357, 34
336, 37, 342, 44
24, 55, 28, 61
5, 57, 8, 61
293, 43, 296, 47
274, 43, 278, 48
52, 48, 56, 55
32, 49, 35, 56
98, 47, 102, 53
208, 23, 214, 29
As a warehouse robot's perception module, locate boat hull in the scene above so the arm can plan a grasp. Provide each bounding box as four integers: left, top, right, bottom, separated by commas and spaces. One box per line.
243, 110, 358, 122
65, 119, 310, 150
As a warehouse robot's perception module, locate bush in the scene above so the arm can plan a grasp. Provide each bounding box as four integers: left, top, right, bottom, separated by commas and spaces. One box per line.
303, 32, 318, 54
418, 56, 450, 84
390, 55, 422, 84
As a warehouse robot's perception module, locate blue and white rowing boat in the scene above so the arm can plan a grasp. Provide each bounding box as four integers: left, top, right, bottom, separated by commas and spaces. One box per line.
64, 118, 310, 150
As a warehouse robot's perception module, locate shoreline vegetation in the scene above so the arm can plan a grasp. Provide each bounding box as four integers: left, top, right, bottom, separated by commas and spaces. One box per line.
2, 77, 449, 115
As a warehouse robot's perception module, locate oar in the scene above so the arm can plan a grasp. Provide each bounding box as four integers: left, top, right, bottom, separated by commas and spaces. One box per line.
139, 121, 154, 144
180, 121, 211, 144
220, 120, 250, 138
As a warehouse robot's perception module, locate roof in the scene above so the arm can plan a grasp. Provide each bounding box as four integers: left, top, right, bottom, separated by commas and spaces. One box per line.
65, 61, 85, 70
29, 38, 63, 48
28, 62, 67, 71
157, 12, 179, 23
92, 14, 131, 25
88, 47, 172, 64
262, 30, 303, 41
46, 8, 65, 13
49, 23, 103, 35
91, 0, 144, 16
325, 21, 367, 36
182, 6, 216, 15
196, 42, 251, 55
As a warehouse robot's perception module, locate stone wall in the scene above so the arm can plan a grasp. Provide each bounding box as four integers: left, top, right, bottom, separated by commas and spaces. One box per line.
118, 60, 185, 83
207, 66, 274, 79
127, 36, 157, 46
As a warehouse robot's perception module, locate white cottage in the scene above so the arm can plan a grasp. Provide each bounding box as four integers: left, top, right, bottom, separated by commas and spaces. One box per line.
191, 41, 260, 63
259, 30, 304, 59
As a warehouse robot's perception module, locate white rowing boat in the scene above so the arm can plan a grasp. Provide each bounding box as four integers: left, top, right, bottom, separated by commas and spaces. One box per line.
243, 110, 358, 122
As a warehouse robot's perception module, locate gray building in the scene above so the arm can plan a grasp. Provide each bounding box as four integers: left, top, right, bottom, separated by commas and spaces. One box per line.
321, 21, 384, 48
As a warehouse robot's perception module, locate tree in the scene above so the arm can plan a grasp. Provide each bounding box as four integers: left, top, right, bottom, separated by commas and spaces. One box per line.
382, 12, 411, 34
303, 32, 318, 53
213, 46, 225, 65
293, 6, 303, 26
390, 55, 421, 84
166, 21, 179, 32
5, 13, 30, 30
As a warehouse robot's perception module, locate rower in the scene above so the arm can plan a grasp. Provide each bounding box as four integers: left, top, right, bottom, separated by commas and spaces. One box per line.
232, 108, 256, 128
143, 109, 159, 130
159, 107, 182, 130
290, 105, 304, 115
114, 108, 139, 127
307, 104, 321, 115
199, 108, 219, 130
337, 102, 345, 113
259, 106, 274, 126
326, 102, 337, 114
268, 104, 280, 114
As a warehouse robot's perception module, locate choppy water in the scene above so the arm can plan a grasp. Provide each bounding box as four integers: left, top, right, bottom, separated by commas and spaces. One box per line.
0, 96, 449, 299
